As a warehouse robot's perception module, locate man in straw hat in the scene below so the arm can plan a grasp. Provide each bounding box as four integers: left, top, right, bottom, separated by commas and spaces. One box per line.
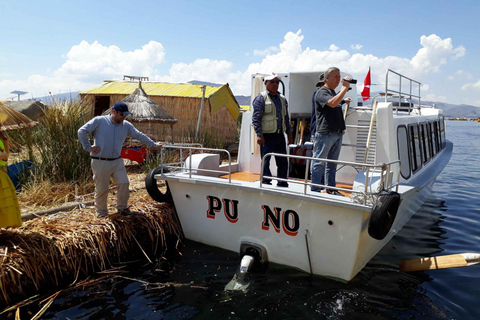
78, 102, 162, 218
0, 113, 9, 172
252, 73, 292, 187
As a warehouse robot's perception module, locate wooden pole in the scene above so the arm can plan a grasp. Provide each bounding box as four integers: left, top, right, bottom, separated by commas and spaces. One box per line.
399, 253, 480, 272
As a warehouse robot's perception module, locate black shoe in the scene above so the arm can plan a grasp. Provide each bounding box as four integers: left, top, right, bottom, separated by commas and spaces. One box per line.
262, 180, 272, 185
277, 182, 289, 187
327, 189, 344, 196
311, 188, 323, 193
117, 208, 135, 215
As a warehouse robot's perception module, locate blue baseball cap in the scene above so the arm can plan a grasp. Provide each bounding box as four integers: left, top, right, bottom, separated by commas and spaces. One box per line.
112, 102, 132, 116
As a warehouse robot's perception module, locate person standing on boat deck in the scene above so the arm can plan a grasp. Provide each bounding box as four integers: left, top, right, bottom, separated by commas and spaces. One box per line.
252, 73, 292, 187
78, 102, 163, 218
0, 113, 10, 172
311, 67, 352, 195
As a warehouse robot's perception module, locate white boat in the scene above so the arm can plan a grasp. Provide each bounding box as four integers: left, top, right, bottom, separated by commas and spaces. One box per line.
146, 69, 453, 281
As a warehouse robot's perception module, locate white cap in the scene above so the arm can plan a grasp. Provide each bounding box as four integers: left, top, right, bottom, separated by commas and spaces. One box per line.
264, 73, 280, 81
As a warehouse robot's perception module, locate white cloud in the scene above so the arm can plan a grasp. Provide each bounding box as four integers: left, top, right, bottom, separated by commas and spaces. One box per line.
423, 93, 447, 102
351, 44, 363, 50
410, 34, 465, 74
0, 41, 166, 99
0, 31, 467, 104
153, 58, 236, 84
329, 44, 340, 51
253, 46, 280, 56
461, 80, 480, 90
56, 40, 166, 81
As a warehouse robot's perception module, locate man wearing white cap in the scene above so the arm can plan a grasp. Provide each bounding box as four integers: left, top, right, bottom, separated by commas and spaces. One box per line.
78, 102, 162, 217
252, 73, 292, 187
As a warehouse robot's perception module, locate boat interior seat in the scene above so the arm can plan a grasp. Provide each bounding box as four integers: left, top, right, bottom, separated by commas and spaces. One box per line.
184, 153, 221, 177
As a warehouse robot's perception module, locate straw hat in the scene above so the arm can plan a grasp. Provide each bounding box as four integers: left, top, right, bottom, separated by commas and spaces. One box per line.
0, 113, 8, 124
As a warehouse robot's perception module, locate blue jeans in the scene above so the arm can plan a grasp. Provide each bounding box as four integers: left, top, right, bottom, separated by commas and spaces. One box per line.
260, 133, 288, 184
311, 131, 343, 191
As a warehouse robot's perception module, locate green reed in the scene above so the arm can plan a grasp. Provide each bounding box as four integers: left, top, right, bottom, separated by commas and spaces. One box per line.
27, 100, 92, 184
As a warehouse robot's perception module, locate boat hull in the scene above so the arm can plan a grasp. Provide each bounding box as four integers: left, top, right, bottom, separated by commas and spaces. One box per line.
165, 178, 415, 280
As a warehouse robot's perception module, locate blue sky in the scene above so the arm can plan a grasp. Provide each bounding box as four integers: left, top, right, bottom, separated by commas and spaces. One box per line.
1, 0, 479, 106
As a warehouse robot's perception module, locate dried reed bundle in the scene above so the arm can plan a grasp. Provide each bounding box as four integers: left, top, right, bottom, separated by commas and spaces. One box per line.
0, 199, 181, 307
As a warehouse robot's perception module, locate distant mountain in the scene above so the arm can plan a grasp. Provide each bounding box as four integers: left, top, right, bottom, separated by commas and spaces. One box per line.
235, 95, 251, 106
422, 101, 480, 118
33, 92, 80, 104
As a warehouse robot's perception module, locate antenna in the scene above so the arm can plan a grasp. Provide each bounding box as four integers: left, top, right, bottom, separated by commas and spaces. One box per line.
10, 90, 28, 101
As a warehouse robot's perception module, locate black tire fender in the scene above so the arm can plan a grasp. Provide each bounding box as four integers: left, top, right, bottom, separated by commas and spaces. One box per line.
145, 167, 173, 203
368, 191, 401, 240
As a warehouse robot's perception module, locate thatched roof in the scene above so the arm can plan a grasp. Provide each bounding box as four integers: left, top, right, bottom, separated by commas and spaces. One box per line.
1, 100, 47, 121
81, 81, 240, 121
0, 101, 38, 132
103, 84, 177, 124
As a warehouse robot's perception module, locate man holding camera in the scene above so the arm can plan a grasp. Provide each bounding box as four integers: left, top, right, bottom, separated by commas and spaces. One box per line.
311, 67, 352, 195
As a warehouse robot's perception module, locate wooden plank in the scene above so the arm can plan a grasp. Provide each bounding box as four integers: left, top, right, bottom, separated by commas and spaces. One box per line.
220, 172, 260, 182
399, 254, 468, 272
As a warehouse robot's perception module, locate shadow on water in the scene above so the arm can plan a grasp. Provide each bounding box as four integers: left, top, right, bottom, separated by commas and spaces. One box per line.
12, 195, 460, 320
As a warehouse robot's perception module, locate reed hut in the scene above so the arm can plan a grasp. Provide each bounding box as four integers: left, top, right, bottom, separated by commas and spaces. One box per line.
79, 80, 240, 145
0, 102, 38, 160
0, 100, 47, 122
101, 83, 177, 142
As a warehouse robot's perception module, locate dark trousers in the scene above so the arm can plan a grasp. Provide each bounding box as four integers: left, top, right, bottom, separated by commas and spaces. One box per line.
260, 133, 288, 183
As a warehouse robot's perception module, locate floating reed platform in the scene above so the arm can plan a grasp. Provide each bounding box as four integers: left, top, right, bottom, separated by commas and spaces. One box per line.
0, 198, 181, 308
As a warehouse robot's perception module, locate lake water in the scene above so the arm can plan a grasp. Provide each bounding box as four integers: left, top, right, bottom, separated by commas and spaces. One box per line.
15, 120, 480, 319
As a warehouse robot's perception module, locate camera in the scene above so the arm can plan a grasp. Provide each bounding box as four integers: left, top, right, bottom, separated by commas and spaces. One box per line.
344, 78, 357, 84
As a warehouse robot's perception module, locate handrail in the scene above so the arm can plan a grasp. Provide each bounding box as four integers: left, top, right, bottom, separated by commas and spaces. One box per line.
157, 146, 401, 206
385, 69, 421, 115
261, 152, 401, 205
160, 145, 232, 182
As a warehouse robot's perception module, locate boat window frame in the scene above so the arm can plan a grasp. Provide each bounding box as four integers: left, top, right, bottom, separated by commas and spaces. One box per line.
420, 122, 431, 164
427, 121, 435, 158
439, 115, 446, 149
433, 120, 440, 154
408, 123, 422, 174
397, 124, 412, 180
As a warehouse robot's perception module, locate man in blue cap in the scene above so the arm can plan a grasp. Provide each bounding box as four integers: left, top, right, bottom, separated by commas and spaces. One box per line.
78, 102, 162, 217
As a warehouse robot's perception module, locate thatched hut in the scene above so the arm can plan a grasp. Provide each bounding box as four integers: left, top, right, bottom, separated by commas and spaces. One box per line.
0, 100, 47, 121
0, 102, 38, 132
101, 83, 177, 142
0, 102, 38, 160
79, 80, 240, 145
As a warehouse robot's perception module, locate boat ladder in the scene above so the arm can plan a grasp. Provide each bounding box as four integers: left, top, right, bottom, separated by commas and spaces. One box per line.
343, 100, 378, 170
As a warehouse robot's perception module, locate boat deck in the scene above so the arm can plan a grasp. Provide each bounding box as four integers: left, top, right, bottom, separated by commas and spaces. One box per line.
219, 171, 352, 196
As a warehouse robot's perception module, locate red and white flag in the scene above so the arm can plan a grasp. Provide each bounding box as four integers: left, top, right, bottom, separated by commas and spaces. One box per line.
361, 67, 371, 101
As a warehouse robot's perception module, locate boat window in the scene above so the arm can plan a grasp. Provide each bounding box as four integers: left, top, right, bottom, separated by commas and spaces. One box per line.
397, 125, 411, 179
427, 122, 435, 158
420, 123, 430, 164
433, 121, 440, 154
439, 115, 446, 149
408, 124, 422, 173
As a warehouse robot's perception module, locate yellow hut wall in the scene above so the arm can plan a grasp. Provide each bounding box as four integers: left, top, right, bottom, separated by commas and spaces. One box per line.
79, 94, 237, 145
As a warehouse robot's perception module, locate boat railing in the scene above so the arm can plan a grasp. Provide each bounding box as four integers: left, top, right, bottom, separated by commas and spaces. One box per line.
159, 145, 233, 182
262, 152, 401, 205
384, 69, 421, 115
156, 145, 400, 206
350, 69, 422, 115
